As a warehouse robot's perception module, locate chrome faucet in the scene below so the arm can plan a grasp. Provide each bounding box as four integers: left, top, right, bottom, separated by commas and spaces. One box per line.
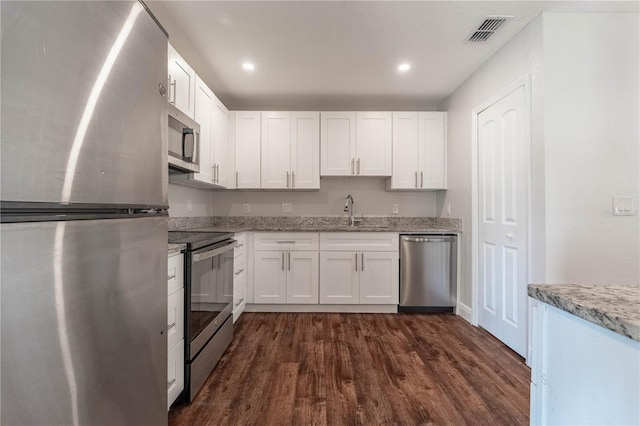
343, 194, 361, 226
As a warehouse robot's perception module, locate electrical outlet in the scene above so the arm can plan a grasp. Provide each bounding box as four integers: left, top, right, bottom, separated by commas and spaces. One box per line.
446, 203, 452, 215
187, 199, 192, 212
612, 196, 634, 216
282, 203, 293, 213
243, 203, 251, 213
392, 204, 399, 214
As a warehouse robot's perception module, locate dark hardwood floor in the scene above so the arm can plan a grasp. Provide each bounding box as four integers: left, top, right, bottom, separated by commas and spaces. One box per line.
169, 313, 530, 425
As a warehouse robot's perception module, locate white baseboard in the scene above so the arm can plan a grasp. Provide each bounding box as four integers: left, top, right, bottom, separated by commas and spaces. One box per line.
457, 302, 473, 323
244, 304, 398, 313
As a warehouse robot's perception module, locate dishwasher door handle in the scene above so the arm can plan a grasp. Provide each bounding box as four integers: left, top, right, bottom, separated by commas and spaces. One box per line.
403, 236, 456, 243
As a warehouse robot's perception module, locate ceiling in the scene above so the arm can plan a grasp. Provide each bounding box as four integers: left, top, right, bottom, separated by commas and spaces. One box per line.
147, 1, 638, 110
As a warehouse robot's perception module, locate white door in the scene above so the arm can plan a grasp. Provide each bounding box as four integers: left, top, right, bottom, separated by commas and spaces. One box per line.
391, 112, 419, 189
193, 76, 214, 184
287, 251, 319, 304
167, 43, 195, 119
319, 251, 359, 304
359, 252, 399, 304
235, 111, 261, 189
320, 112, 356, 176
291, 112, 319, 189
261, 112, 291, 189
356, 112, 392, 176
211, 97, 229, 187
253, 251, 287, 303
419, 112, 447, 189
477, 85, 528, 357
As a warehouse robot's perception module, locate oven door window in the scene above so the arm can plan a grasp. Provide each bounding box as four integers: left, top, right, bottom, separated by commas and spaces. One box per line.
190, 248, 233, 343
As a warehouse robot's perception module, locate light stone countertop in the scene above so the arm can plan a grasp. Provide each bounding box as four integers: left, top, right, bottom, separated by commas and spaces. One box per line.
187, 225, 459, 233
168, 243, 186, 255
528, 284, 640, 342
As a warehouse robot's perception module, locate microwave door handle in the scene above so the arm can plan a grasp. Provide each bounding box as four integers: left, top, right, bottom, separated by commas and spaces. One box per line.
192, 240, 236, 262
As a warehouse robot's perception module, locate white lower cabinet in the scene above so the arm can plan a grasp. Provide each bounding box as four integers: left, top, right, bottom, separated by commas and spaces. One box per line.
319, 233, 399, 305
233, 233, 247, 322
167, 252, 185, 410
319, 250, 398, 304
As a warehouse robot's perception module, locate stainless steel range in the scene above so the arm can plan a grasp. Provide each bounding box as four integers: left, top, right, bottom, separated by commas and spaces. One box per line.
168, 231, 235, 403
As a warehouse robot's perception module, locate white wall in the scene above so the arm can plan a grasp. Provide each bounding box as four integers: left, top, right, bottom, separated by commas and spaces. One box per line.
210, 178, 437, 217
437, 15, 545, 309
543, 13, 639, 285
168, 183, 215, 217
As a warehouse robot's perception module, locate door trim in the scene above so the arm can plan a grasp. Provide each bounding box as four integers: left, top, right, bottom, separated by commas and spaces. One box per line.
470, 75, 533, 360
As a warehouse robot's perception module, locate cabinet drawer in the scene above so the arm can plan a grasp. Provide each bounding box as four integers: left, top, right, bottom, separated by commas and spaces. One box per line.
167, 288, 184, 350
254, 232, 319, 251
320, 232, 399, 252
167, 339, 184, 410
234, 233, 247, 257
168, 253, 184, 295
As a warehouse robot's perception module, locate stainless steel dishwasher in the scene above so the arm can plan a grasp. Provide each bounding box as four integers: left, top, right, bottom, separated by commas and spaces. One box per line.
399, 234, 457, 313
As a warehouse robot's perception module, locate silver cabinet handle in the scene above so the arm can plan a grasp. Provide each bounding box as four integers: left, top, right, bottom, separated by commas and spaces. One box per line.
212, 165, 216, 183
167, 273, 176, 280
167, 322, 176, 331
235, 171, 239, 187
292, 171, 295, 188
357, 158, 361, 175
168, 75, 176, 105
351, 158, 354, 175
421, 171, 424, 188
168, 378, 176, 389
361, 253, 364, 271
282, 252, 285, 270
287, 252, 291, 271
277, 240, 296, 244
415, 171, 418, 188
286, 171, 290, 188
234, 268, 244, 275
355, 252, 358, 271
235, 242, 244, 248
215, 164, 219, 183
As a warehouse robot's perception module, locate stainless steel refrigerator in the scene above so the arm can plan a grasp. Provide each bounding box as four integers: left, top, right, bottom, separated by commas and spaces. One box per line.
1, 1, 169, 424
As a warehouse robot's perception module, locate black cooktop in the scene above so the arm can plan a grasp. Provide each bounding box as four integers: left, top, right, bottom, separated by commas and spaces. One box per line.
168, 230, 233, 250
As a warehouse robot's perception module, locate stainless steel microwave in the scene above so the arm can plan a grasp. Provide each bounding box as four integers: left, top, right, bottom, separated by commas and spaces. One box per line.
168, 103, 200, 173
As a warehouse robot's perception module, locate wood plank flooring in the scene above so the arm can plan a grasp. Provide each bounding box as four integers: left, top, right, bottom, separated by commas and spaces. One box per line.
169, 313, 530, 425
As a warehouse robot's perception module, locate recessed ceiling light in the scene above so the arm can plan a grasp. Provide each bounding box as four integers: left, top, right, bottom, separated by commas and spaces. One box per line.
242, 62, 255, 71
398, 63, 411, 72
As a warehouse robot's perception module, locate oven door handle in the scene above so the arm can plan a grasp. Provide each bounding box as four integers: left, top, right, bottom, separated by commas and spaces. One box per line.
192, 240, 236, 262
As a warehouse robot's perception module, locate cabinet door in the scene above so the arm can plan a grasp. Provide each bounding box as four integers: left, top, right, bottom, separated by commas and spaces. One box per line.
321, 112, 356, 176
261, 112, 291, 189
168, 43, 195, 119
360, 252, 399, 304
253, 251, 287, 303
319, 251, 359, 304
235, 111, 261, 188
193, 76, 214, 184
419, 112, 446, 189
167, 339, 184, 410
390, 112, 420, 189
167, 288, 184, 350
291, 112, 320, 189
356, 112, 392, 176
212, 97, 229, 187
287, 251, 319, 304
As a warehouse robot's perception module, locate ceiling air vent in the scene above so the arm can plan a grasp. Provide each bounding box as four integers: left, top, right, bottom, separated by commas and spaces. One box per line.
465, 16, 512, 43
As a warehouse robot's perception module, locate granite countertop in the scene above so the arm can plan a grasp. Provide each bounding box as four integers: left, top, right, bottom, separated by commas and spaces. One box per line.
528, 284, 640, 342
187, 225, 459, 233
168, 243, 186, 255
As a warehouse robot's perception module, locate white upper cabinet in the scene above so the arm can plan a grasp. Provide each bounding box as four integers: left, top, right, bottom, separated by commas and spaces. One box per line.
321, 112, 391, 176
167, 43, 196, 119
388, 112, 447, 190
211, 97, 230, 187
235, 111, 261, 189
356, 112, 392, 176
192, 76, 214, 184
261, 112, 291, 189
321, 112, 356, 176
261, 112, 319, 189
290, 112, 320, 189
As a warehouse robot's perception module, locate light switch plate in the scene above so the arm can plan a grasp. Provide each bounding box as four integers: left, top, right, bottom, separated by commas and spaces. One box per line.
282, 203, 293, 213
612, 196, 633, 216
187, 199, 192, 212
243, 203, 251, 213
392, 204, 399, 214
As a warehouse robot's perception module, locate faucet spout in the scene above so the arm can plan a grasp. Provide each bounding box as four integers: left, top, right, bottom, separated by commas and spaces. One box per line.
344, 194, 356, 226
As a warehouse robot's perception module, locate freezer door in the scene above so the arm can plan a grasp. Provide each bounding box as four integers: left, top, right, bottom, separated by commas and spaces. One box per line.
1, 217, 168, 425
1, 1, 168, 207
